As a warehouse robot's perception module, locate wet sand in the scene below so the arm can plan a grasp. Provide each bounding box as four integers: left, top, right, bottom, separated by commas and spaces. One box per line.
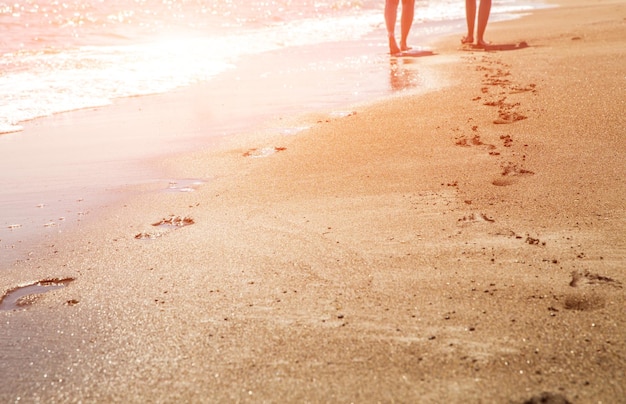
0, 31, 428, 264
1, 0, 625, 402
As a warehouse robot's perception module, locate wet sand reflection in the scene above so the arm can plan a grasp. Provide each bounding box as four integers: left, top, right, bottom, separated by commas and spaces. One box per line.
388, 50, 435, 91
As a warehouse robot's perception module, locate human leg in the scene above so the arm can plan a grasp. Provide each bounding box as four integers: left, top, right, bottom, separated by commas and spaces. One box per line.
463, 0, 476, 43
476, 0, 492, 46
399, 0, 415, 51
385, 0, 401, 54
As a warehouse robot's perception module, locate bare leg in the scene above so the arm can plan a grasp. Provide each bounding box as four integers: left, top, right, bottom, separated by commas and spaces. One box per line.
399, 0, 415, 51
463, 0, 476, 43
476, 0, 492, 47
385, 0, 401, 54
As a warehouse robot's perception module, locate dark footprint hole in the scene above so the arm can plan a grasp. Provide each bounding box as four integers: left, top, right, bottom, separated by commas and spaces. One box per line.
522, 392, 572, 404
0, 278, 75, 311
492, 178, 517, 186
563, 294, 605, 311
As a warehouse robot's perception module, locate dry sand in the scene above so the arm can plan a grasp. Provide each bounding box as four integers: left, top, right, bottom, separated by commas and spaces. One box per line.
1, 0, 625, 402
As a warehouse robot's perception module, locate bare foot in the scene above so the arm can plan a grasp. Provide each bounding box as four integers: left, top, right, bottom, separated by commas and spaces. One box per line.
476, 39, 490, 48
389, 37, 401, 55
461, 36, 474, 44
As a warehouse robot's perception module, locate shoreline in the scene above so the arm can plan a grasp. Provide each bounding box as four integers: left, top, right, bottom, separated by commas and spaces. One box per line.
2, 0, 625, 401
0, 1, 552, 265
0, 20, 449, 265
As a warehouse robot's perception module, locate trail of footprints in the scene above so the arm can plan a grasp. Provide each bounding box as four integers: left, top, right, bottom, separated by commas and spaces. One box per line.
450, 53, 622, 306
4, 58, 620, 316
449, 53, 551, 260
454, 54, 536, 187
450, 54, 541, 241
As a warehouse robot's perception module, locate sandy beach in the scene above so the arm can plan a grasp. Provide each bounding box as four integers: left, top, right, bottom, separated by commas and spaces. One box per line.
1, 0, 625, 402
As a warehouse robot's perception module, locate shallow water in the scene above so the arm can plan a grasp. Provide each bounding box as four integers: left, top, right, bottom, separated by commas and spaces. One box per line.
0, 0, 546, 134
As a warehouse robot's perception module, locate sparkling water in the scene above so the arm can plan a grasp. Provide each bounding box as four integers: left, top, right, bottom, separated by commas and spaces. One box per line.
0, 0, 546, 134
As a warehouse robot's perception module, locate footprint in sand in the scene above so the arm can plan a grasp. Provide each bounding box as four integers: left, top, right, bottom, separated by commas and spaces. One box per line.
494, 111, 527, 124
569, 271, 622, 288
135, 215, 195, 240
0, 278, 75, 311
151, 215, 195, 228
561, 271, 621, 312
563, 293, 605, 311
521, 391, 572, 404
502, 162, 534, 176
458, 212, 495, 223
491, 177, 518, 187
491, 162, 535, 186
134, 231, 166, 240
454, 134, 497, 152
243, 146, 286, 158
